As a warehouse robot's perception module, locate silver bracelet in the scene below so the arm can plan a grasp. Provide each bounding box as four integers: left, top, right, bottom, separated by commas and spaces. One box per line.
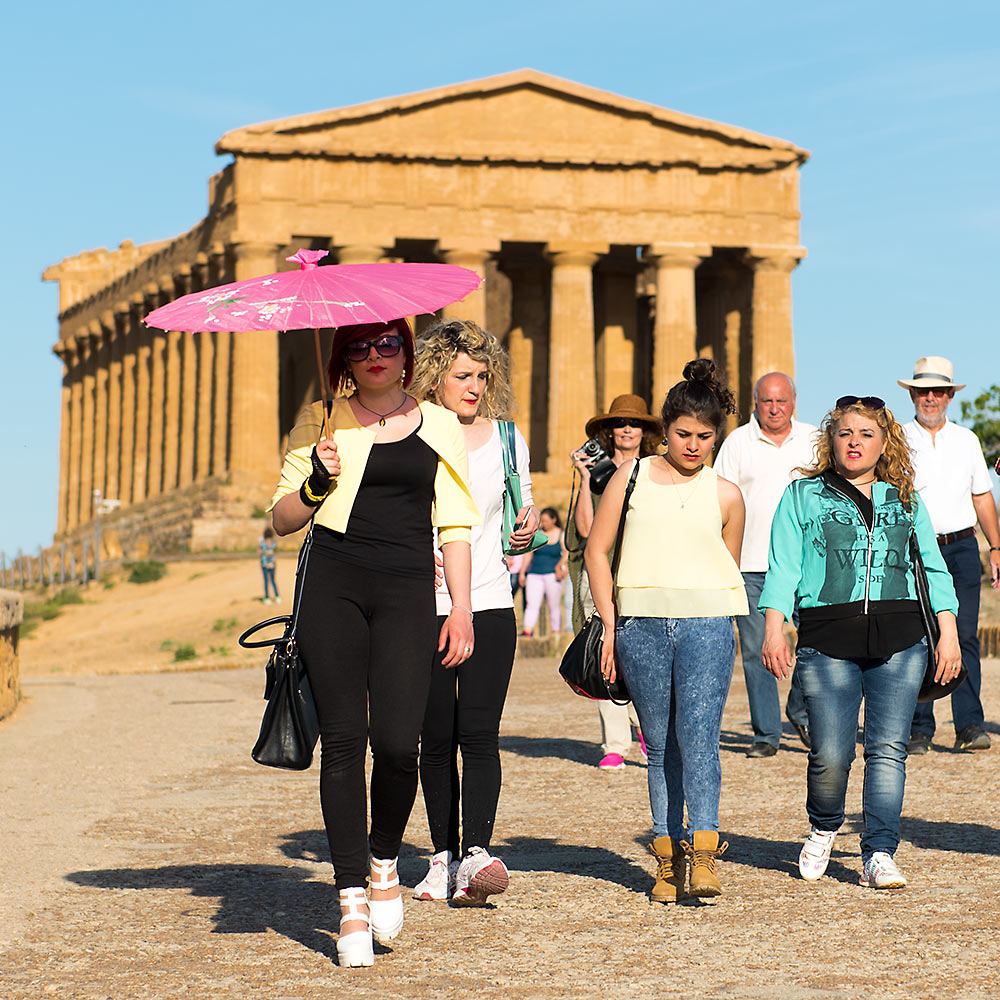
450, 605, 474, 620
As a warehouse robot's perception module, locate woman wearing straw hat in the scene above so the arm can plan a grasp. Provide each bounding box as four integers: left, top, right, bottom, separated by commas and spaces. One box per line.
567, 394, 663, 770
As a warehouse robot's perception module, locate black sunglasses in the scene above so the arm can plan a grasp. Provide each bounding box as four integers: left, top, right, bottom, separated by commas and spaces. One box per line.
836, 395, 885, 411
609, 418, 643, 429
344, 334, 404, 362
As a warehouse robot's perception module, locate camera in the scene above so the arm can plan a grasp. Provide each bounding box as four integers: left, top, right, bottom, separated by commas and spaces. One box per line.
574, 438, 617, 495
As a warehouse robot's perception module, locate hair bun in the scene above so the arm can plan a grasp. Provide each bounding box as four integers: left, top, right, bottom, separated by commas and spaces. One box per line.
683, 358, 716, 383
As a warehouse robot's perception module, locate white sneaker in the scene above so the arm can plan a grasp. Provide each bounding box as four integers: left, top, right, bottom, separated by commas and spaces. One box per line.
451, 846, 510, 907
860, 852, 907, 889
413, 850, 457, 901
798, 828, 838, 881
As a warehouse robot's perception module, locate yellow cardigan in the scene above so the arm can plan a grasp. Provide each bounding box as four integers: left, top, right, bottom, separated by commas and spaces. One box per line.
269, 397, 480, 544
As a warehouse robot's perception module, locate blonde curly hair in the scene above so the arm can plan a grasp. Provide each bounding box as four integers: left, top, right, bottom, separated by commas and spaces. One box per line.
799, 401, 916, 504
409, 319, 513, 420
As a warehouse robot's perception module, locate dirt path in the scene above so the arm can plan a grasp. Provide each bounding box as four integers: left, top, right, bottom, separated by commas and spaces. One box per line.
2, 645, 998, 999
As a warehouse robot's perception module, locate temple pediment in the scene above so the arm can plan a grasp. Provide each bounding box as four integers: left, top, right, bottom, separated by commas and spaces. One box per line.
217, 69, 808, 171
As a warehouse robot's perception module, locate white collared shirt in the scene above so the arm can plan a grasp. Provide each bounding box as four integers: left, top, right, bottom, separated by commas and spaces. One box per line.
903, 418, 992, 534
714, 415, 819, 572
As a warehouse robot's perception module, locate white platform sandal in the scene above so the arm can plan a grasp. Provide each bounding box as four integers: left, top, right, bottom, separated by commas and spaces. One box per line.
336, 887, 374, 968
368, 855, 404, 943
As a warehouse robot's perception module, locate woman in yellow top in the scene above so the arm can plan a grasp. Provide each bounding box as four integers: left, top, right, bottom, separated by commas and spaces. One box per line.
270, 318, 478, 968
586, 359, 746, 904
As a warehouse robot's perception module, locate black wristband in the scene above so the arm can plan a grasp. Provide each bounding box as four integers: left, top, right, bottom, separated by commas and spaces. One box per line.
299, 479, 327, 507
299, 447, 332, 506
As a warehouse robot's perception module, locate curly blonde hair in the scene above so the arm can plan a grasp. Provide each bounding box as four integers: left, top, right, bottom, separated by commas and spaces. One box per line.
409, 320, 513, 420
799, 401, 916, 504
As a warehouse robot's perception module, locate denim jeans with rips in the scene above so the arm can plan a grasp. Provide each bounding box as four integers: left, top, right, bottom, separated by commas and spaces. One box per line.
614, 615, 736, 839
796, 639, 926, 860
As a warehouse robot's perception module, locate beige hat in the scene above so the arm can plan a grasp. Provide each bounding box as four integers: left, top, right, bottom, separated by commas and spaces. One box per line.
897, 356, 966, 392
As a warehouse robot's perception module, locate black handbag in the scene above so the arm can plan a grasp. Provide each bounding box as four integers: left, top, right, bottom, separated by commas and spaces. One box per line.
558, 460, 640, 704
908, 524, 968, 703
238, 527, 320, 769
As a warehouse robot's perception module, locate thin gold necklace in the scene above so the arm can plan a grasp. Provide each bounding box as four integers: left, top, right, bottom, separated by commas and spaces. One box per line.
664, 459, 702, 509
354, 392, 407, 427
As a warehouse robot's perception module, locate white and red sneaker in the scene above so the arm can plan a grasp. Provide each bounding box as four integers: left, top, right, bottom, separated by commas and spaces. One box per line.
451, 847, 510, 907
413, 850, 457, 901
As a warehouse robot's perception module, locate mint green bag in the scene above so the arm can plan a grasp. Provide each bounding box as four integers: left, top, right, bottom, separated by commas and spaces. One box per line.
498, 421, 548, 556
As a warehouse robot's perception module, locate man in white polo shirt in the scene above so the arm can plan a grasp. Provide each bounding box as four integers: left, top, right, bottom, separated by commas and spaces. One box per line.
715, 372, 817, 757
900, 357, 1000, 754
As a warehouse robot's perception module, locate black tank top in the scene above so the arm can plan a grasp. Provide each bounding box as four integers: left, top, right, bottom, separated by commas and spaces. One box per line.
314, 425, 438, 578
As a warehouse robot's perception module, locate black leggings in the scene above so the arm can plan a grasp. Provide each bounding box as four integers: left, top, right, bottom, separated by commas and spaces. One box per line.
419, 608, 516, 857
296, 553, 437, 891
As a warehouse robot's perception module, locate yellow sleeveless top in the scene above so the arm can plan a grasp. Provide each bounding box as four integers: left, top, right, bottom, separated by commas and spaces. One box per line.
615, 459, 748, 618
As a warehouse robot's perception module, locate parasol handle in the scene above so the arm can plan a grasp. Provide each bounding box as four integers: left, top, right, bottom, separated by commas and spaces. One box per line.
312, 328, 332, 441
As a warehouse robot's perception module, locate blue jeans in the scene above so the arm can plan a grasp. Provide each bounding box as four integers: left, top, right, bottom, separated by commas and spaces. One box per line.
737, 572, 807, 746
261, 565, 278, 599
797, 640, 926, 859
615, 616, 736, 838
912, 535, 984, 736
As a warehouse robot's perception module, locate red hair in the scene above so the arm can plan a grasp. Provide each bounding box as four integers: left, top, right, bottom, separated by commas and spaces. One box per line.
327, 319, 414, 394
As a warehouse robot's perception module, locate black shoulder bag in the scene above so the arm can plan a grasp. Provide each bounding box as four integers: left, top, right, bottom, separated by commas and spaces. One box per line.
558, 460, 640, 704
905, 506, 968, 703
238, 526, 320, 769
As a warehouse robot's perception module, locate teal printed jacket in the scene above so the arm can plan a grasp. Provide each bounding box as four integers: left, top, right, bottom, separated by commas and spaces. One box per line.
759, 474, 959, 622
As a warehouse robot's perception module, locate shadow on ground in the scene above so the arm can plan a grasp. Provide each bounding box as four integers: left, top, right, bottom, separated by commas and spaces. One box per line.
66, 863, 347, 960
901, 816, 1000, 856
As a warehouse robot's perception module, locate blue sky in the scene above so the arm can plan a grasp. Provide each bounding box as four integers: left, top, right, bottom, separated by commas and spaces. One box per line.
2, 1, 998, 556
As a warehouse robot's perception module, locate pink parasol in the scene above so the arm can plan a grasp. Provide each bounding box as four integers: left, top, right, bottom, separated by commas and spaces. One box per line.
144, 248, 482, 436
144, 249, 481, 333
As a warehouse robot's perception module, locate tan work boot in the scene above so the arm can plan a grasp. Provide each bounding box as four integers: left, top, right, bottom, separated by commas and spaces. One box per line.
681, 831, 729, 897
648, 836, 687, 903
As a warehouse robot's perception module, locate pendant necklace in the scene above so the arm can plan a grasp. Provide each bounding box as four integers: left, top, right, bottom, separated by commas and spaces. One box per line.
354, 392, 407, 427
665, 460, 702, 509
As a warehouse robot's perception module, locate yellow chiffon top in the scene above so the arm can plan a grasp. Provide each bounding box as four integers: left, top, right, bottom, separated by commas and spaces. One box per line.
615, 460, 748, 618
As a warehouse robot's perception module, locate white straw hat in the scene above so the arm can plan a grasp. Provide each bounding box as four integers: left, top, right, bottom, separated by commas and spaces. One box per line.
897, 356, 965, 392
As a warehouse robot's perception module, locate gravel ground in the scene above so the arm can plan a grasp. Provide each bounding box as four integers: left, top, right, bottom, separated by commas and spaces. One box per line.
1, 654, 998, 999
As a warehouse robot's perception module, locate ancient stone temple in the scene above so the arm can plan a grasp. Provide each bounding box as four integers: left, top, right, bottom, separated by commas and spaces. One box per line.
44, 69, 808, 556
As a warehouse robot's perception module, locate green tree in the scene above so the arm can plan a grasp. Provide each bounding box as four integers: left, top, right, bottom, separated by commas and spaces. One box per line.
960, 385, 1000, 469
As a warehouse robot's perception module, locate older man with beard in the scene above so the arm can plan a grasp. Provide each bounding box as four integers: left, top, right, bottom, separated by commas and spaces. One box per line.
901, 357, 1000, 754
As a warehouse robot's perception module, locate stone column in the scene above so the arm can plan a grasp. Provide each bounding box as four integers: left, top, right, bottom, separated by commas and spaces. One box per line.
212, 331, 231, 477
91, 320, 109, 511
79, 333, 96, 525
546, 244, 606, 474
503, 263, 549, 459
55, 343, 73, 535
103, 313, 122, 506
650, 243, 710, 408
178, 327, 198, 488
195, 330, 215, 480
147, 329, 166, 497
440, 244, 495, 328
162, 330, 183, 492
747, 247, 806, 383
229, 242, 281, 487
597, 268, 638, 409
117, 302, 137, 506
131, 296, 153, 504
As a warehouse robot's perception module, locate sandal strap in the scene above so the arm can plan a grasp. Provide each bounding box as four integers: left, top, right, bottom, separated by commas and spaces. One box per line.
369, 856, 400, 889
338, 887, 371, 927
